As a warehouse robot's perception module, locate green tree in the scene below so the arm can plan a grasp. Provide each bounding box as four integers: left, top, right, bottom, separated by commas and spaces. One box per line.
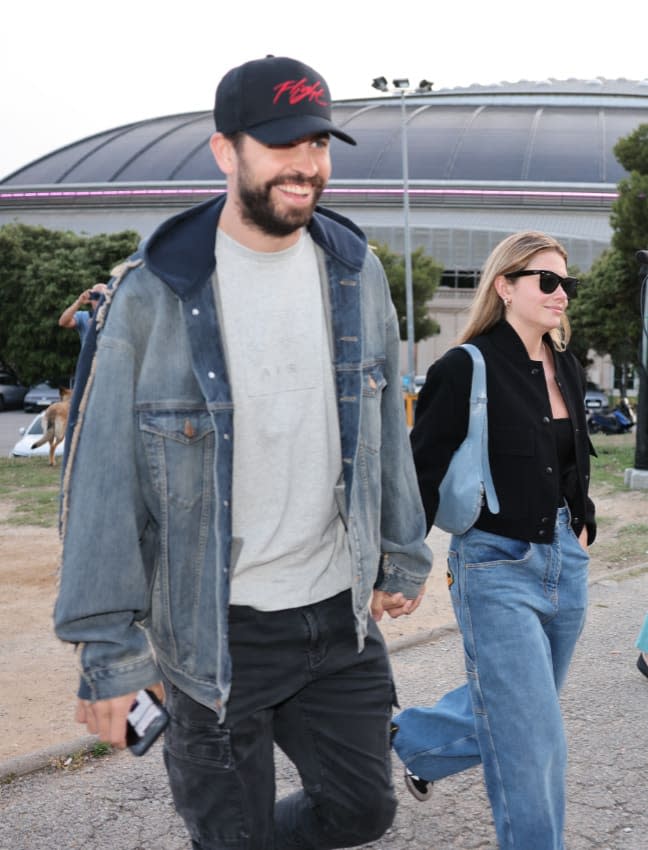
0, 224, 139, 384
568, 124, 648, 371
568, 248, 638, 390
371, 243, 442, 343
609, 122, 648, 468
613, 124, 648, 174
608, 122, 648, 343
610, 174, 648, 264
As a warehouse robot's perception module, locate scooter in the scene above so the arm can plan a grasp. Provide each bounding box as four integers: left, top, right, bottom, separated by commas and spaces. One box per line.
617, 396, 637, 426
587, 404, 634, 435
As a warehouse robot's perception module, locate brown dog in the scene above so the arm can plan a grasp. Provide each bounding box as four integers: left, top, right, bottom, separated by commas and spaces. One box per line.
31, 387, 72, 466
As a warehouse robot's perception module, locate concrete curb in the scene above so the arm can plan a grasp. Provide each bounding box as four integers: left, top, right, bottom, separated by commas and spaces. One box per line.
0, 735, 97, 782
3, 562, 646, 783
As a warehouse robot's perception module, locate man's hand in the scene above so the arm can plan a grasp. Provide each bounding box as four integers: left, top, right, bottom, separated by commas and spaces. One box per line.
75, 682, 165, 749
76, 693, 135, 749
371, 587, 425, 622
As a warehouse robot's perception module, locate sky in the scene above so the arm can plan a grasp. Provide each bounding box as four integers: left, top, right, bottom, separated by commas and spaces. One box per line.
2, 0, 646, 179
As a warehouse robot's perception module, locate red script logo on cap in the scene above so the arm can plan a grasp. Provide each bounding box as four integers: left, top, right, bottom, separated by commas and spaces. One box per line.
272, 78, 329, 107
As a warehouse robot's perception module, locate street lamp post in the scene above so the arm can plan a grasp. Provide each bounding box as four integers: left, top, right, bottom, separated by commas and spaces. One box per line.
399, 86, 415, 393
634, 250, 648, 470
371, 76, 433, 392
624, 250, 648, 490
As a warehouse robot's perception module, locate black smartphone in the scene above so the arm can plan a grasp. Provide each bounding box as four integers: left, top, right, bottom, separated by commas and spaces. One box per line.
88, 291, 101, 301
126, 689, 169, 756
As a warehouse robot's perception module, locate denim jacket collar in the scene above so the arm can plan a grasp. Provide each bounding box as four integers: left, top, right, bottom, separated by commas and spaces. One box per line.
143, 195, 368, 298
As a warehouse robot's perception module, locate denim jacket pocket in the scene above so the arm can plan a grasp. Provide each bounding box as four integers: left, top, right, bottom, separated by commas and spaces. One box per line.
360, 362, 387, 454
139, 409, 215, 510
138, 409, 217, 667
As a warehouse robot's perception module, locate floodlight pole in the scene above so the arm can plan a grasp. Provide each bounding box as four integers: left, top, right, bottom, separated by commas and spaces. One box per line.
371, 76, 419, 392
624, 250, 648, 488
399, 88, 415, 393
634, 250, 648, 471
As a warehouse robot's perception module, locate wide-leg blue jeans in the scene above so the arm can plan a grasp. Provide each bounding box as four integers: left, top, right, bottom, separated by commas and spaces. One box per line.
393, 507, 589, 850
162, 589, 396, 849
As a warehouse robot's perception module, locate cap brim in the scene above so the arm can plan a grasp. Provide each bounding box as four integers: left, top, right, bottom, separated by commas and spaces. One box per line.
246, 115, 356, 146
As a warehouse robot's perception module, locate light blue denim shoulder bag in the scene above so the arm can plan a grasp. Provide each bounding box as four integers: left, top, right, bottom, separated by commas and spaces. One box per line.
434, 344, 500, 534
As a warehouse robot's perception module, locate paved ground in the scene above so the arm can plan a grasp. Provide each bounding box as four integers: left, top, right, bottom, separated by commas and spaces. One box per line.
1, 566, 646, 850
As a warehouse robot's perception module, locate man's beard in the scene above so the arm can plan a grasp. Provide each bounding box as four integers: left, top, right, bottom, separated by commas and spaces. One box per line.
237, 167, 325, 238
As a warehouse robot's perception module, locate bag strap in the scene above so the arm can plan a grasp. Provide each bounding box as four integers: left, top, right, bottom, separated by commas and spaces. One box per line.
459, 344, 500, 514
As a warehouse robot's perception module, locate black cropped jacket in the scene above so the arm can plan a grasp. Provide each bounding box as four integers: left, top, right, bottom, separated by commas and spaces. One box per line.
411, 320, 597, 545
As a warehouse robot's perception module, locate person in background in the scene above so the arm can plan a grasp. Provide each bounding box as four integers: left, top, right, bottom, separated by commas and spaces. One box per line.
54, 55, 431, 849
58, 283, 108, 343
391, 231, 596, 850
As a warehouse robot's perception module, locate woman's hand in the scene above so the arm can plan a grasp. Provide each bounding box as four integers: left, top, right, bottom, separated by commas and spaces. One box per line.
371, 587, 426, 621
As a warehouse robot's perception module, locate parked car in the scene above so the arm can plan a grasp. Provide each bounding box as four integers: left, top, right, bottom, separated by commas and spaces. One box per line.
10, 411, 65, 459
584, 381, 609, 413
0, 371, 28, 411
23, 380, 70, 413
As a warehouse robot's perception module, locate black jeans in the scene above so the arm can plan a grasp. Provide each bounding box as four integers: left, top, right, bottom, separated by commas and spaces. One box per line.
162, 590, 397, 849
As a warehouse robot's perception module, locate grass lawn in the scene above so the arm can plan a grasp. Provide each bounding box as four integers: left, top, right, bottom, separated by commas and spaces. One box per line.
0, 431, 645, 528
0, 457, 62, 527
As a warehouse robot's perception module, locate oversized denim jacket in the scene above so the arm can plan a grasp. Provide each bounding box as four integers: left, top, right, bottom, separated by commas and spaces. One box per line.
54, 195, 432, 719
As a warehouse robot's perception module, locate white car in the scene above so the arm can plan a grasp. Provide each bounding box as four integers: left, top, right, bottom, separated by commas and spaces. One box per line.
11, 412, 65, 459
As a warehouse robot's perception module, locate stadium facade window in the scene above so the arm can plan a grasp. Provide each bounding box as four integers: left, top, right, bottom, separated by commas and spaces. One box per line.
440, 269, 479, 289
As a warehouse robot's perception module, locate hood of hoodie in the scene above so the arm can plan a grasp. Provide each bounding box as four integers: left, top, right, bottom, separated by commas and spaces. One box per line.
143, 195, 369, 300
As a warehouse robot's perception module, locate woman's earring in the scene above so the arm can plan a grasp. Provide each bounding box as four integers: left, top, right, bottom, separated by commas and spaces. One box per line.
503, 297, 511, 309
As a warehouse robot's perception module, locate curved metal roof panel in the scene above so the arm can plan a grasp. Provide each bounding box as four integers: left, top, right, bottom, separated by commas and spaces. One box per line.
3, 79, 648, 187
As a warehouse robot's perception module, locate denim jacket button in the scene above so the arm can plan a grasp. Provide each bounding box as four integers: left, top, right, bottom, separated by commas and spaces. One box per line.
545, 466, 553, 474
191, 308, 200, 316
208, 371, 216, 379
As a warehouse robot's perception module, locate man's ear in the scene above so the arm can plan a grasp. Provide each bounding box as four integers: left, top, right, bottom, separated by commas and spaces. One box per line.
210, 133, 237, 175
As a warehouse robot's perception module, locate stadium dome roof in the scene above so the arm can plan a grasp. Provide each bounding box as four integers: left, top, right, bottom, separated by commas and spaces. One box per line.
3, 78, 648, 188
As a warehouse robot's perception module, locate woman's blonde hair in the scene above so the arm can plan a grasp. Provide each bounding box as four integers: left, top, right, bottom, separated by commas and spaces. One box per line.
457, 231, 571, 350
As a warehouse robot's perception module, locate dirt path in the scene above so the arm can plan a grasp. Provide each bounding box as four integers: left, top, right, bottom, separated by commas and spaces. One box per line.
0, 519, 455, 762
1, 479, 646, 762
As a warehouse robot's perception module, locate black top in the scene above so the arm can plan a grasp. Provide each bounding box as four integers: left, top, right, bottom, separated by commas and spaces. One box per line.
411, 320, 597, 544
553, 417, 576, 503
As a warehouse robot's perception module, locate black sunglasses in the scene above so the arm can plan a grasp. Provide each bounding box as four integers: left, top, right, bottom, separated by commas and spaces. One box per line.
504, 269, 579, 299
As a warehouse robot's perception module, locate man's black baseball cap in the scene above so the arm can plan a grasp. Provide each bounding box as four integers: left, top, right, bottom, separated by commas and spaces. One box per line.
214, 55, 356, 146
